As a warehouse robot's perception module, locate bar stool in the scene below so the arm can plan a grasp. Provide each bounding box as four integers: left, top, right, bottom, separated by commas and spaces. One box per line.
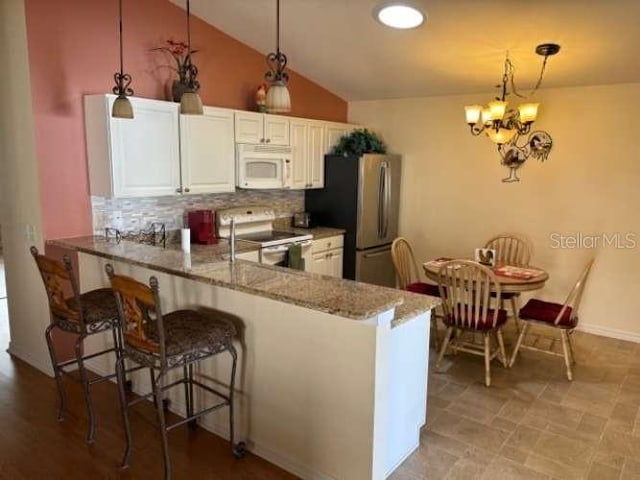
105, 264, 245, 480
31, 246, 124, 444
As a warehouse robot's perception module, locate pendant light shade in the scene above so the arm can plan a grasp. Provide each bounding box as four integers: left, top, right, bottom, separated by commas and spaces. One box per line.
265, 81, 291, 114
180, 0, 203, 115
264, 0, 291, 114
180, 90, 203, 115
112, 95, 134, 119
111, 0, 134, 119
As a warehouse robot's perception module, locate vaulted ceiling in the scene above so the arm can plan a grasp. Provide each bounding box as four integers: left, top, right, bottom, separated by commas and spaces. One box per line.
170, 0, 640, 101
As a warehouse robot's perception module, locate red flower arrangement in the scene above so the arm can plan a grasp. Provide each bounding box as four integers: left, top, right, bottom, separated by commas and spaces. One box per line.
152, 39, 200, 90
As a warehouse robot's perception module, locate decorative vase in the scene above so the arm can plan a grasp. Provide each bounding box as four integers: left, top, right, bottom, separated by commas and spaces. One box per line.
171, 80, 194, 102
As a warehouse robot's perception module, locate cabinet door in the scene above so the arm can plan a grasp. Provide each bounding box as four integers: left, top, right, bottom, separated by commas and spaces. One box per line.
290, 120, 308, 189
180, 107, 235, 194
235, 111, 264, 144
308, 122, 325, 188
309, 252, 330, 276
264, 115, 290, 145
324, 122, 353, 154
110, 97, 181, 197
328, 249, 344, 278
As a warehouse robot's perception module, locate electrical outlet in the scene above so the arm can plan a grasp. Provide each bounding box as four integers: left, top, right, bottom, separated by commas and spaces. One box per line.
24, 224, 36, 242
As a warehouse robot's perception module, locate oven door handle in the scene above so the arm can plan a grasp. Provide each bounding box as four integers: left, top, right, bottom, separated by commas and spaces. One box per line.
262, 245, 290, 253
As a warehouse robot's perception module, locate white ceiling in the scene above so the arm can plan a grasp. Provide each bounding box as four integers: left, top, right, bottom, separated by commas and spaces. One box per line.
170, 0, 640, 101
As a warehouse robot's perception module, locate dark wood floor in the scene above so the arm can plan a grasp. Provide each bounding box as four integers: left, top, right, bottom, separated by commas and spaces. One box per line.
0, 267, 297, 480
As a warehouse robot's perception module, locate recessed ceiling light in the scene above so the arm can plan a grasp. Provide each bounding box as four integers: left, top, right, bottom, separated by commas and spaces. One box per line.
374, 3, 425, 30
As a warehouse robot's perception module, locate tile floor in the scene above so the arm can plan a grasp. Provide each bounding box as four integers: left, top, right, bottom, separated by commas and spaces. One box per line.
391, 322, 640, 480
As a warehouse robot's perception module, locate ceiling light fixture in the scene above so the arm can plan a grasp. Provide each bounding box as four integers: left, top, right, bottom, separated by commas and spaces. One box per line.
375, 3, 425, 30
111, 0, 134, 119
180, 0, 203, 115
464, 43, 561, 182
265, 0, 291, 114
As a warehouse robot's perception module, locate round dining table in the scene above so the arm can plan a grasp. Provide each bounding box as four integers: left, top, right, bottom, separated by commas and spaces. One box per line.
422, 259, 549, 294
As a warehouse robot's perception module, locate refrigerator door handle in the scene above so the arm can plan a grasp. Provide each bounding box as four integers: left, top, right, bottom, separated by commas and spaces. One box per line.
377, 162, 385, 239
383, 161, 391, 239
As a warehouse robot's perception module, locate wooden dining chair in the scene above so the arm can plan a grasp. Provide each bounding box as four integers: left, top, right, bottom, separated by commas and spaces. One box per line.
509, 259, 595, 381
435, 260, 508, 387
391, 237, 442, 348
484, 234, 533, 332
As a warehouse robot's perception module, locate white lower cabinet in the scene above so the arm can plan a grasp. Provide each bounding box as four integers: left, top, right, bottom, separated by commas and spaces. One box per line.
308, 235, 344, 278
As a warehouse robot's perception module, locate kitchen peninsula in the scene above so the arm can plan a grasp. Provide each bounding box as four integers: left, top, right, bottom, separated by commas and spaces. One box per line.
49, 236, 438, 480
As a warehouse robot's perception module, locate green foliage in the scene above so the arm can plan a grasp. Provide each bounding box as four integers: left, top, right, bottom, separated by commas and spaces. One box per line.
331, 128, 387, 157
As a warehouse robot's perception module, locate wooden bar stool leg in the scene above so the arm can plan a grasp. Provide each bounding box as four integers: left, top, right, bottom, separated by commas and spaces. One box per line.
154, 370, 172, 480
567, 331, 577, 365
116, 356, 133, 469
483, 334, 491, 387
74, 334, 96, 444
560, 330, 573, 381
45, 324, 67, 422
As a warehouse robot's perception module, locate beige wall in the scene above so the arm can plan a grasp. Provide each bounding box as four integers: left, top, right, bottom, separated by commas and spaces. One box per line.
350, 83, 640, 341
0, 0, 52, 374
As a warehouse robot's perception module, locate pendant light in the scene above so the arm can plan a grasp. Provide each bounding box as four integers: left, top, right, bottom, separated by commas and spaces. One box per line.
180, 0, 203, 115
112, 0, 134, 119
265, 0, 291, 114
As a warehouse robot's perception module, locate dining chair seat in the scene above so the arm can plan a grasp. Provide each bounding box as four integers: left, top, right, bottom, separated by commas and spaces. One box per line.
519, 298, 575, 328
443, 307, 508, 331
406, 282, 441, 297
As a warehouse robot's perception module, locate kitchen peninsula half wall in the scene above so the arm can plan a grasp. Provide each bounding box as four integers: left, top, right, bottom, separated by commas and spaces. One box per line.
91, 189, 303, 234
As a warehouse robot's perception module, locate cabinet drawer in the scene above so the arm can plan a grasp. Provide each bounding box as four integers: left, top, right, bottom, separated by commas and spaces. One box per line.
312, 235, 344, 253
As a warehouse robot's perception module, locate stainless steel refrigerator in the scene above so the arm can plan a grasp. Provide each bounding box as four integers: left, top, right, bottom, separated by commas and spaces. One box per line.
305, 154, 401, 287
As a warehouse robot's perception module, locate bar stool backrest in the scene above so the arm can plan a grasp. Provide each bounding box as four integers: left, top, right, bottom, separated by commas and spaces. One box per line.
105, 264, 166, 361
437, 260, 502, 329
31, 246, 85, 329
484, 234, 532, 266
391, 237, 420, 290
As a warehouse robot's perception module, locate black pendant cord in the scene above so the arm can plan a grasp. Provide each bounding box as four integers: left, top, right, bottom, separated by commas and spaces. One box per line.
113, 0, 133, 97
264, 0, 288, 84
184, 0, 199, 90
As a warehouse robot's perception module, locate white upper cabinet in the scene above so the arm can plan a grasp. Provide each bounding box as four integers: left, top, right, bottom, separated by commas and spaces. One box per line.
180, 107, 235, 194
85, 95, 181, 198
234, 111, 290, 145
85, 95, 237, 198
324, 122, 355, 154
290, 119, 326, 189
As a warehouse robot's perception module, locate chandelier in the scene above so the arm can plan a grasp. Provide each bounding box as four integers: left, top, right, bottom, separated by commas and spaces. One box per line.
264, 0, 291, 114
464, 43, 560, 182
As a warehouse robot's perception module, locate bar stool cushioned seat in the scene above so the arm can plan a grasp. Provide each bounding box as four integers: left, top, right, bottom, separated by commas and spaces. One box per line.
406, 282, 441, 297
64, 288, 120, 330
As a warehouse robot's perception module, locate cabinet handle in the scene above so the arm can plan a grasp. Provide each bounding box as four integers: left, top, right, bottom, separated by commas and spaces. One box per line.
184, 187, 190, 193
176, 187, 183, 193
327, 242, 332, 248
266, 138, 271, 143
260, 138, 265, 143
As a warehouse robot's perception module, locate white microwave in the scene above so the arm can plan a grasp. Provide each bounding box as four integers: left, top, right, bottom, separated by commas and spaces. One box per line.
236, 144, 293, 189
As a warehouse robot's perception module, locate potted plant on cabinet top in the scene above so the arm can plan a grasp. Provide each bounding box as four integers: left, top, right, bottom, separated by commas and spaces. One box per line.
331, 128, 387, 157
152, 39, 200, 102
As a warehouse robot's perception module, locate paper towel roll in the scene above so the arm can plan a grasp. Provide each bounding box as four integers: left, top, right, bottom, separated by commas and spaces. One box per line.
181, 228, 191, 253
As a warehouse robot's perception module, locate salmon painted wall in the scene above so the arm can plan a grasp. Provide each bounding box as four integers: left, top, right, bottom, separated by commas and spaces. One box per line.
24, 0, 347, 240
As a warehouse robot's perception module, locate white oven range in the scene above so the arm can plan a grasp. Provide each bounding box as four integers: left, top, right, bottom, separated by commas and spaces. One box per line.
216, 206, 312, 269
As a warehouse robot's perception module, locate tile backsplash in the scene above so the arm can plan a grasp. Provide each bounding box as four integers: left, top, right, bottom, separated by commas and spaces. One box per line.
91, 190, 304, 234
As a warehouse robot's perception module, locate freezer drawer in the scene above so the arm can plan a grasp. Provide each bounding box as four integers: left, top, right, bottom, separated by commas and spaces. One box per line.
355, 245, 396, 288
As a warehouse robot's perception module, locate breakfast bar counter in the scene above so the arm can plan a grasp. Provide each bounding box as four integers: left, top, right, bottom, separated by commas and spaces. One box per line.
49, 236, 438, 480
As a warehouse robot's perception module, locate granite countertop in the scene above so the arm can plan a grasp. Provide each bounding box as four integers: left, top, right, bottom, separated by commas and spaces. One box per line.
49, 236, 438, 323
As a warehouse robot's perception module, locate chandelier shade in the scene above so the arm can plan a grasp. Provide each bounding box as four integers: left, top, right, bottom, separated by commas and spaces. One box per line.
266, 81, 291, 114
